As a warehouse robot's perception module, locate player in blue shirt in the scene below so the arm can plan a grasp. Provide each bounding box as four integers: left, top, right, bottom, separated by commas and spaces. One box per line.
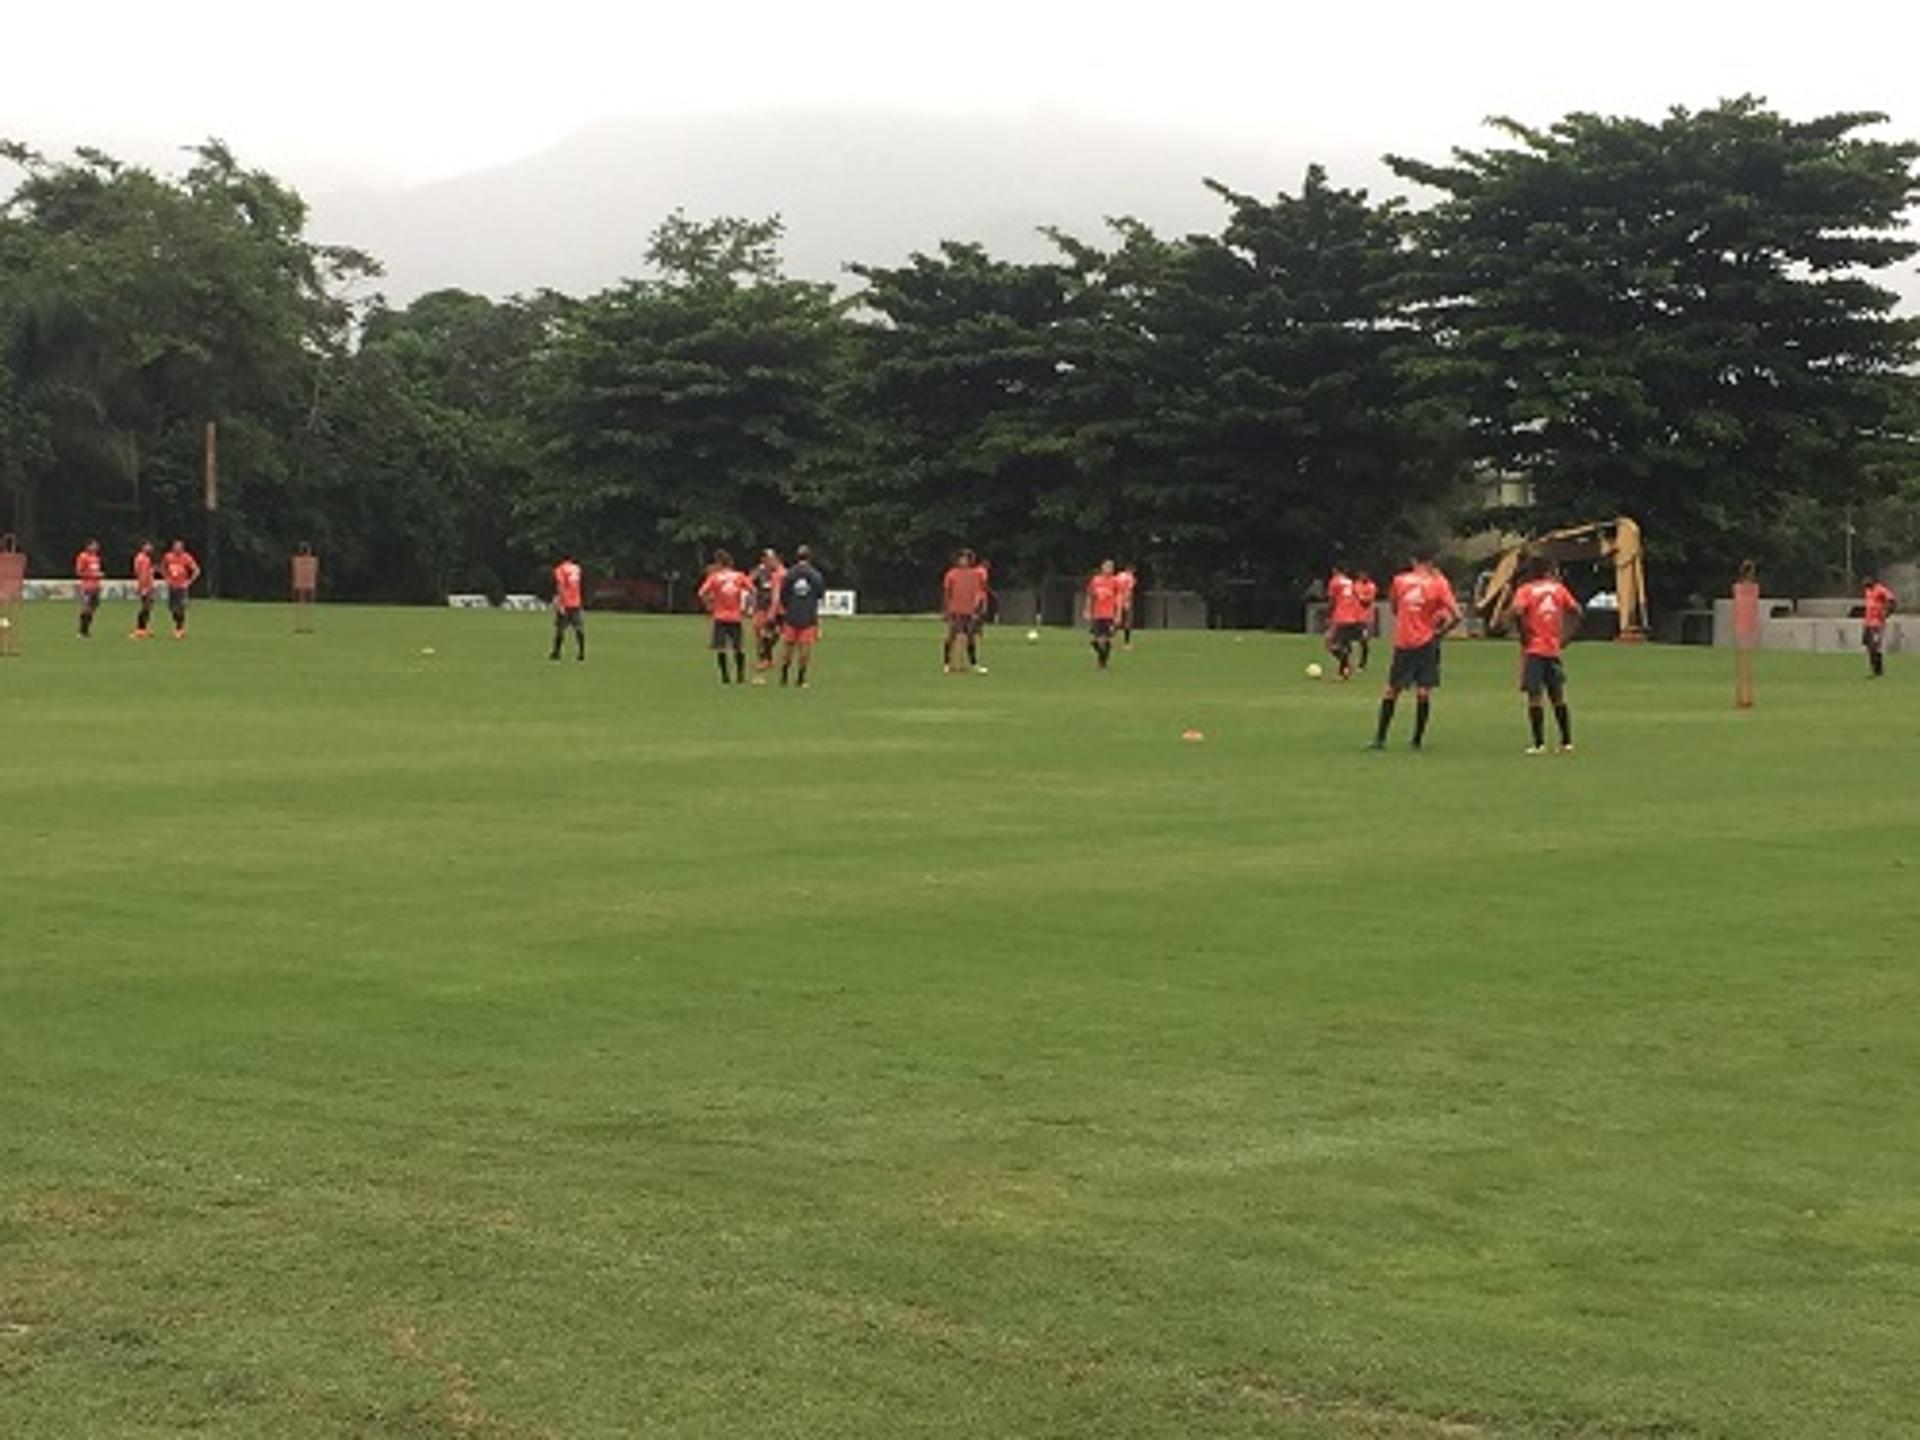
778, 545, 826, 689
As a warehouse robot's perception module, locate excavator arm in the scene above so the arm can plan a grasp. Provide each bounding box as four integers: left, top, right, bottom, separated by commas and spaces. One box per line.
1473, 516, 1649, 641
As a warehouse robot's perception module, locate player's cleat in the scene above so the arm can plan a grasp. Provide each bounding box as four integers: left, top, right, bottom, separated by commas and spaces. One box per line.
973, 665, 988, 675
1525, 745, 1546, 755
1366, 740, 1385, 751
1558, 743, 1575, 754
750, 676, 766, 686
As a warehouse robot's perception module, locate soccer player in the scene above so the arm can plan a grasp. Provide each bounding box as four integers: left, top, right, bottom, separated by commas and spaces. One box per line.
130, 541, 156, 638
1369, 552, 1461, 750
749, 548, 785, 681
1116, 564, 1139, 649
1085, 559, 1122, 670
1324, 564, 1370, 680
1353, 572, 1379, 670
549, 553, 585, 661
1511, 558, 1582, 753
1861, 573, 1897, 678
73, 539, 103, 638
161, 540, 201, 639
941, 548, 990, 673
698, 549, 753, 684
778, 545, 826, 688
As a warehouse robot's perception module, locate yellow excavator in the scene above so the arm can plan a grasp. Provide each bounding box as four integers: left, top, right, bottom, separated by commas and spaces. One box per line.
1474, 516, 1650, 641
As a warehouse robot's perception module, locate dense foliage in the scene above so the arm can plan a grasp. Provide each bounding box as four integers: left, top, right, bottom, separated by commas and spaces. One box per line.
3, 98, 1916, 615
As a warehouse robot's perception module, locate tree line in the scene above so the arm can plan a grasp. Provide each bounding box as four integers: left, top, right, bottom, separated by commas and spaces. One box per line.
3, 98, 1917, 619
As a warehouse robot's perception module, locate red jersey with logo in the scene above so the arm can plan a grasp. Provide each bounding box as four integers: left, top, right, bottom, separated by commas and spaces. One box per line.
1328, 572, 1368, 626
1114, 571, 1138, 610
1513, 579, 1579, 658
1355, 578, 1378, 612
162, 549, 199, 592
553, 561, 583, 610
133, 551, 155, 595
1390, 567, 1458, 649
1087, 573, 1122, 621
699, 567, 753, 623
1863, 582, 1896, 628
943, 565, 989, 616
74, 550, 103, 591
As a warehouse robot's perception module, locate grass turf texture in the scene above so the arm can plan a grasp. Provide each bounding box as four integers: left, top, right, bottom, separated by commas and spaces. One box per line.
2, 605, 1918, 1439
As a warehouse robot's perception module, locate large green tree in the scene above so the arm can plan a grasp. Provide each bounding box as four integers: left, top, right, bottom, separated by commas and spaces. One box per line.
839, 242, 1087, 602
1045, 168, 1464, 619
522, 214, 846, 582
0, 140, 375, 584
1388, 98, 1920, 595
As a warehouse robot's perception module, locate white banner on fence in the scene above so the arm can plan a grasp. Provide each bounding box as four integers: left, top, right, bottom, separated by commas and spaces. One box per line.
821, 590, 858, 618
446, 593, 492, 609
499, 594, 547, 612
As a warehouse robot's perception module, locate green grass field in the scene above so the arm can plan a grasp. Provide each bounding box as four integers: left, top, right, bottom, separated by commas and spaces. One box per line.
2, 602, 1917, 1438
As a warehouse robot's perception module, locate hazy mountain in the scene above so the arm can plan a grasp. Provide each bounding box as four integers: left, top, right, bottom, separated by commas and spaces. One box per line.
306, 109, 1403, 301
307, 108, 1919, 314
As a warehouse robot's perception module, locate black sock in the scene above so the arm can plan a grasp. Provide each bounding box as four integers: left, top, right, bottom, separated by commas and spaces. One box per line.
780, 664, 789, 685
576, 635, 585, 660
797, 664, 808, 685
1413, 697, 1431, 746
1374, 697, 1396, 744
1553, 703, 1572, 745
734, 651, 745, 682
966, 639, 977, 666
716, 652, 730, 682
1529, 706, 1545, 746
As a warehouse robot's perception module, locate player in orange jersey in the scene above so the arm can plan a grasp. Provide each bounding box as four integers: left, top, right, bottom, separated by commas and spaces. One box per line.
161, 540, 201, 639
1324, 564, 1370, 680
73, 539, 103, 637
1352, 571, 1379, 670
1369, 552, 1461, 750
941, 548, 991, 673
1861, 573, 1897, 679
1115, 564, 1138, 649
698, 549, 754, 684
1511, 558, 1583, 753
130, 541, 156, 638
1085, 559, 1122, 670
549, 554, 585, 661
748, 548, 785, 681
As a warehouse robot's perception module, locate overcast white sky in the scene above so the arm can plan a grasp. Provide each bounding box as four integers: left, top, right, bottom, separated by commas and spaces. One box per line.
6, 1, 1919, 189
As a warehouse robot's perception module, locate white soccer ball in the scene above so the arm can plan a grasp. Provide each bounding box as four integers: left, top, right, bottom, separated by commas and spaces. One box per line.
1025, 629, 1039, 642
421, 646, 436, 656
1305, 662, 1323, 679
0, 617, 11, 630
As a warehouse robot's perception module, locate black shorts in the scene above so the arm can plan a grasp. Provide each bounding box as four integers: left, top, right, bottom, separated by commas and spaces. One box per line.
1388, 641, 1441, 691
1332, 622, 1367, 648
168, 591, 189, 619
554, 606, 583, 631
1521, 654, 1567, 698
1863, 624, 1884, 650
946, 612, 981, 637
711, 619, 743, 650
80, 589, 101, 613
1090, 618, 1115, 639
